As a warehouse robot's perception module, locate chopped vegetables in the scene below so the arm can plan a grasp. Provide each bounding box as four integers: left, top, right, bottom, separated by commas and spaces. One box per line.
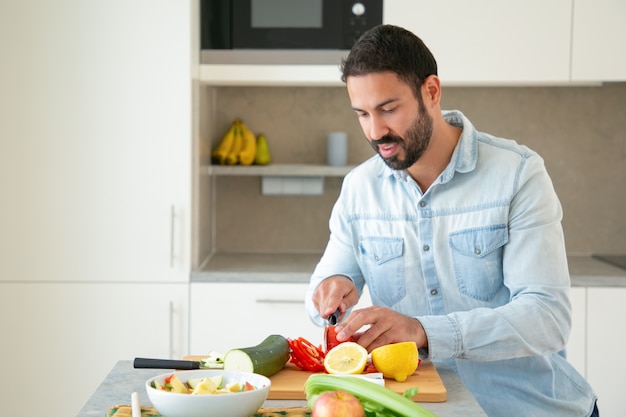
200, 351, 225, 369
287, 337, 326, 372
150, 373, 259, 395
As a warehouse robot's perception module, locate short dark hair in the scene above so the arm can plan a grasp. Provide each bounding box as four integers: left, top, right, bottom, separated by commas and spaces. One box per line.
341, 25, 438, 98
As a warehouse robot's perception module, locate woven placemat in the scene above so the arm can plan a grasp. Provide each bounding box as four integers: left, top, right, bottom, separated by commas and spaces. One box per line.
105, 405, 161, 417
105, 405, 310, 417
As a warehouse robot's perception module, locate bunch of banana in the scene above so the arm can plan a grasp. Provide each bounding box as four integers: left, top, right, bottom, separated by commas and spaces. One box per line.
211, 120, 239, 165
237, 120, 257, 165
211, 119, 258, 166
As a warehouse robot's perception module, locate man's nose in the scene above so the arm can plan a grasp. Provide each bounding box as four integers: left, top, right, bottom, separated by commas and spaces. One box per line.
368, 116, 389, 140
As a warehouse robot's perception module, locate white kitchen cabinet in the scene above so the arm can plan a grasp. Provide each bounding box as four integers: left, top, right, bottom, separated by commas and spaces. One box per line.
572, 0, 626, 82
0, 0, 192, 283
586, 287, 626, 417
567, 287, 587, 377
383, 0, 572, 85
0, 282, 189, 417
189, 282, 373, 354
190, 282, 324, 353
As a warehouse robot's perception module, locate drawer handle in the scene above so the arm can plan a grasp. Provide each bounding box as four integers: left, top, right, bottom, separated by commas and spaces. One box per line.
255, 299, 304, 304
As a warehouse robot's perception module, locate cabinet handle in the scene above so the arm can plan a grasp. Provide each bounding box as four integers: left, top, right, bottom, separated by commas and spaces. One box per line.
255, 299, 304, 304
169, 301, 174, 359
170, 205, 175, 268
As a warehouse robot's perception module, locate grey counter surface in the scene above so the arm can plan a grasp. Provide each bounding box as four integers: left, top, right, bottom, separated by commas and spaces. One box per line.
76, 360, 487, 417
192, 254, 626, 287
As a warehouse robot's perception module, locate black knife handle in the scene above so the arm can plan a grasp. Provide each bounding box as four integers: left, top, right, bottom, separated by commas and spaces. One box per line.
133, 357, 200, 370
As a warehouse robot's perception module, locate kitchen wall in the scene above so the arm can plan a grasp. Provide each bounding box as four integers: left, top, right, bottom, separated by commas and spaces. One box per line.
206, 83, 626, 256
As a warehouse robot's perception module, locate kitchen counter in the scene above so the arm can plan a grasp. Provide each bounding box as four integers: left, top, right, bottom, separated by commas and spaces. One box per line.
76, 360, 487, 417
192, 254, 626, 287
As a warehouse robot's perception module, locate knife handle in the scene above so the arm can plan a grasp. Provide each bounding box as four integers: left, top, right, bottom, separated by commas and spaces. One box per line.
133, 357, 200, 370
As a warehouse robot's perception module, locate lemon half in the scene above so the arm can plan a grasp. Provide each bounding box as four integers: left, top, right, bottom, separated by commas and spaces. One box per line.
323, 341, 368, 374
371, 341, 419, 382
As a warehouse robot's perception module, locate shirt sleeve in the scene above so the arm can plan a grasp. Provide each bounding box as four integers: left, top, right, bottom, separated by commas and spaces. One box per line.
305, 175, 367, 328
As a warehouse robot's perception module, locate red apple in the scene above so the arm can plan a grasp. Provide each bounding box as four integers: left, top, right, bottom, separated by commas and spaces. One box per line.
311, 390, 365, 417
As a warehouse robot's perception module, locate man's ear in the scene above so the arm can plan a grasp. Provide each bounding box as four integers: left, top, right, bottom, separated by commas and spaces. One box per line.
422, 75, 441, 107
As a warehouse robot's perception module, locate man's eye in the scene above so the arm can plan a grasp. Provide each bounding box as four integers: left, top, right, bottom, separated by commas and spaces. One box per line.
381, 107, 395, 113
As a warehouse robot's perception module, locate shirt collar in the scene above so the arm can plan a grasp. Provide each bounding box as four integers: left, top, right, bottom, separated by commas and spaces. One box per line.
442, 109, 478, 177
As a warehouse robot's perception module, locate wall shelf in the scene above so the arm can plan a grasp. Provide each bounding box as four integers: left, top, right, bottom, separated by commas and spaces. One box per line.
201, 163, 355, 177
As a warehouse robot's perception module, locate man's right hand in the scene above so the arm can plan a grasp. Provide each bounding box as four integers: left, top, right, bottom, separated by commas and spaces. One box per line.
312, 275, 359, 323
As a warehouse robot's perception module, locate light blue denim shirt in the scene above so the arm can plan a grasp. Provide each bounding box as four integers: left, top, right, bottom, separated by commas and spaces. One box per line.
306, 110, 597, 416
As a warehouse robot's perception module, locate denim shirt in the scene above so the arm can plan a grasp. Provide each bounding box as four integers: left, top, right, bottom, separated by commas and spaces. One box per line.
306, 110, 597, 416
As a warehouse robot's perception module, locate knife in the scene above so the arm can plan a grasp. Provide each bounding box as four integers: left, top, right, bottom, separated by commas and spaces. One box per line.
323, 309, 341, 352
133, 357, 204, 370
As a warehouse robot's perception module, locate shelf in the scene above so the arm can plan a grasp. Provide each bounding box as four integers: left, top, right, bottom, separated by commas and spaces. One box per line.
201, 164, 355, 177
191, 252, 321, 283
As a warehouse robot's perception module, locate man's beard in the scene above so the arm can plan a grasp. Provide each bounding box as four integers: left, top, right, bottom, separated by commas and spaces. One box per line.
370, 106, 433, 170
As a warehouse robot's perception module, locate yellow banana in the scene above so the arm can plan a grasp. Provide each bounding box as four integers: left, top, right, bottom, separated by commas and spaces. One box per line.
238, 120, 257, 166
225, 120, 243, 165
211, 120, 238, 165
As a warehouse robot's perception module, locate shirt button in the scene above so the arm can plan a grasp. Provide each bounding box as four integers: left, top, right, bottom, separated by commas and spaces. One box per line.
423, 244, 430, 252
430, 289, 438, 296
474, 247, 481, 255
419, 201, 427, 207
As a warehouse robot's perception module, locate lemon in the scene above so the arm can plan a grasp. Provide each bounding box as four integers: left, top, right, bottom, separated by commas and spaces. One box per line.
323, 341, 368, 374
371, 342, 419, 382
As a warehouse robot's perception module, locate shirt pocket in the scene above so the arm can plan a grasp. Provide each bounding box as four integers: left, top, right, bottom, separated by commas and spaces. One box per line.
449, 224, 508, 301
358, 236, 406, 306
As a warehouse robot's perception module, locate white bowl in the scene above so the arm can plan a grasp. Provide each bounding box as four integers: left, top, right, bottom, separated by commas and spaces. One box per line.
146, 369, 271, 417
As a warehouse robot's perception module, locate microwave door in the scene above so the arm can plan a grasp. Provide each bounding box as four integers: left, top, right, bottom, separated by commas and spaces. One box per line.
231, 0, 342, 49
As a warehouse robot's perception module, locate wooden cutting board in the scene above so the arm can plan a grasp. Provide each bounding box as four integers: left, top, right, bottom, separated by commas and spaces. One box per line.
184, 356, 447, 402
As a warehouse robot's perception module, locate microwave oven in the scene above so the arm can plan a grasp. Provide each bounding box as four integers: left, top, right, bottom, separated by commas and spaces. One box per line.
201, 0, 383, 52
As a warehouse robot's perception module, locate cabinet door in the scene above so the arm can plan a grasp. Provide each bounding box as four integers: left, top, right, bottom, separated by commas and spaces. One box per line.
0, 0, 191, 283
383, 0, 571, 84
190, 283, 322, 353
189, 282, 374, 354
572, 0, 626, 81
587, 287, 626, 417
0, 282, 189, 417
567, 287, 586, 377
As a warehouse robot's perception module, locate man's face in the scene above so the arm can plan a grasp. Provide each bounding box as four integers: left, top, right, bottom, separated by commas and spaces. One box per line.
347, 72, 433, 170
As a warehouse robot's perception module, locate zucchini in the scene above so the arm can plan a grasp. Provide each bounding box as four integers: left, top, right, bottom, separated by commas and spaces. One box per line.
223, 334, 290, 377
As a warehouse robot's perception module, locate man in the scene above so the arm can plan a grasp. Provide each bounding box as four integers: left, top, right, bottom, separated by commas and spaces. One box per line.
305, 25, 598, 416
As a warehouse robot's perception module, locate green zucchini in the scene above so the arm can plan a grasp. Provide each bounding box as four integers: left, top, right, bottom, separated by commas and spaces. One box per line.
223, 334, 290, 377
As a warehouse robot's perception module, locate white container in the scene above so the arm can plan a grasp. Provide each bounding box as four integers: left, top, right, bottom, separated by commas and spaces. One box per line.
327, 131, 348, 166
146, 369, 270, 417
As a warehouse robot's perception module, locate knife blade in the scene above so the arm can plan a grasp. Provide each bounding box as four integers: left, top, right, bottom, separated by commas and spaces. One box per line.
328, 309, 340, 326
323, 308, 341, 352
133, 357, 203, 370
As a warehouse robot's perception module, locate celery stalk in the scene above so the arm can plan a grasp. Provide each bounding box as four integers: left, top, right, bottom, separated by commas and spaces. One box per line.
304, 374, 438, 417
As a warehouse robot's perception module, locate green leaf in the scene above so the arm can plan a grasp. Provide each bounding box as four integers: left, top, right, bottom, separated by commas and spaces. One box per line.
403, 387, 418, 399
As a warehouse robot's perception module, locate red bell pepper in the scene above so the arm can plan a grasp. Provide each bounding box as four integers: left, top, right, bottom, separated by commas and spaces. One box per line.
287, 337, 326, 372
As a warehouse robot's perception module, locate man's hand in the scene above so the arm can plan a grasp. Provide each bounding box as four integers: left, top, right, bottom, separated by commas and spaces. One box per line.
312, 275, 360, 322
335, 305, 428, 352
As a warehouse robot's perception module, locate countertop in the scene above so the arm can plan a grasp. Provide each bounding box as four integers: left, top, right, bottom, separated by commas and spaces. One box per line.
75, 360, 487, 417
192, 254, 626, 287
